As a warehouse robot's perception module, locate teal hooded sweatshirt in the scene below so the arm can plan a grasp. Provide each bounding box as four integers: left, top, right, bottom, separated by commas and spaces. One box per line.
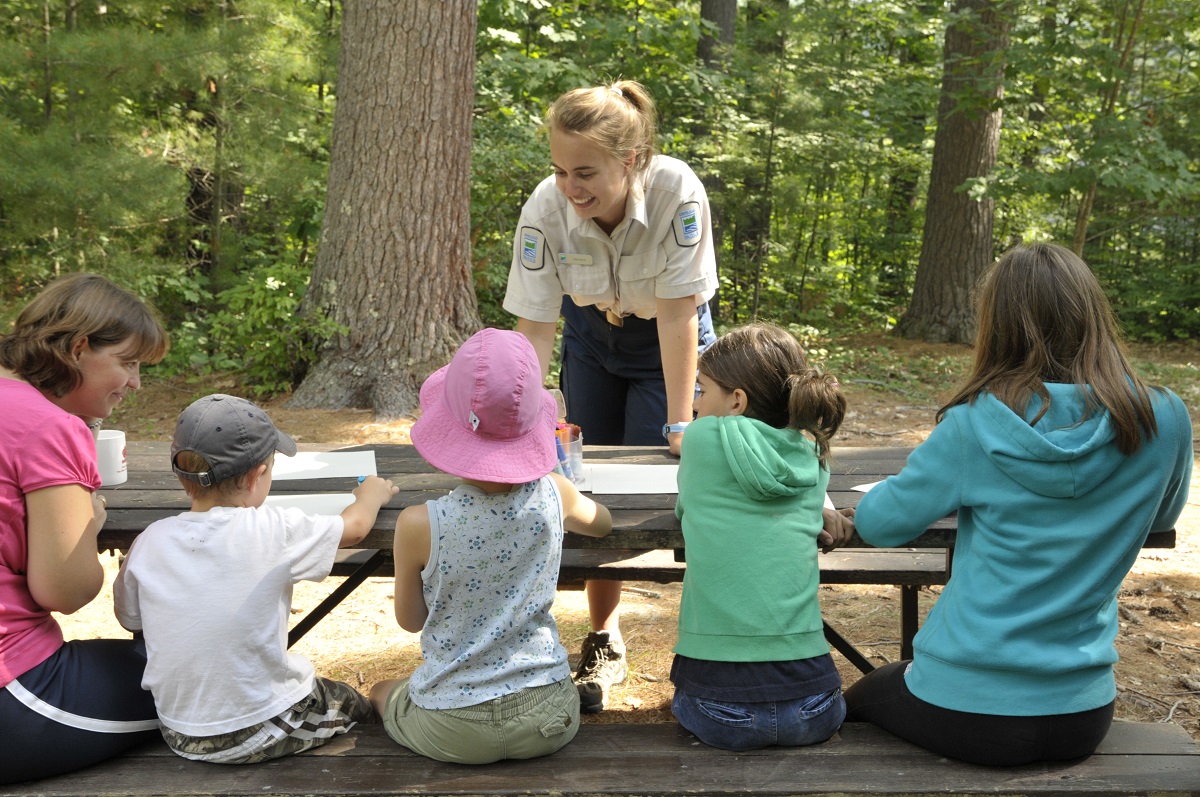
855, 384, 1192, 716
674, 415, 831, 662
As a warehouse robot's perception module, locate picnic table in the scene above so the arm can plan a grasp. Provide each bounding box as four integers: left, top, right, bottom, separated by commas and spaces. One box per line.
97, 442, 1176, 672
99, 443, 955, 550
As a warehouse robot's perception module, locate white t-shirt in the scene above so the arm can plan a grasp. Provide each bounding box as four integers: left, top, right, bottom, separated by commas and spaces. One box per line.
503, 154, 718, 323
114, 505, 343, 736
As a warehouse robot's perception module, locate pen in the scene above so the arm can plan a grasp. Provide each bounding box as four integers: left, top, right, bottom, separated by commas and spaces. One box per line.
555, 437, 573, 481
357, 475, 367, 484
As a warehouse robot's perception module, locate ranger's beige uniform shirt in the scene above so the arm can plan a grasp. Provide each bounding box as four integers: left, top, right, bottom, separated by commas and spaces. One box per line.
503, 155, 718, 324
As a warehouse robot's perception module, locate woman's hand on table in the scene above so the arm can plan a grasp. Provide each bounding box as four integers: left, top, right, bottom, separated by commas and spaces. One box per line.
91, 491, 107, 527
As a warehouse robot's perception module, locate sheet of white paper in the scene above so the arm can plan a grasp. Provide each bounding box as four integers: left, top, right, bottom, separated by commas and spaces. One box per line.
852, 481, 883, 493
264, 493, 355, 514
272, 451, 377, 481
581, 463, 679, 495
823, 492, 835, 510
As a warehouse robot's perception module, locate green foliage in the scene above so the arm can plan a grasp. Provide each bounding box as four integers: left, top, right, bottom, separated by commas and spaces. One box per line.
825, 343, 971, 404
206, 262, 345, 397
1, 0, 339, 392
134, 259, 345, 397
1133, 356, 1200, 411
2, 0, 1198, 400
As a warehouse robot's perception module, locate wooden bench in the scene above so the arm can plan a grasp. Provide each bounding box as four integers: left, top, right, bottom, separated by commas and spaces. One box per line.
5, 719, 1196, 796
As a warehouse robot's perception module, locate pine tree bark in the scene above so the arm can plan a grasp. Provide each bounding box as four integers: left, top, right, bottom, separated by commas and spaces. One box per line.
698, 0, 736, 68
898, 0, 1012, 343
290, 0, 481, 417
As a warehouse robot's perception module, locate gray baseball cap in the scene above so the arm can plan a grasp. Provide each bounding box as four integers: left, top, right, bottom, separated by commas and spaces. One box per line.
171, 394, 297, 487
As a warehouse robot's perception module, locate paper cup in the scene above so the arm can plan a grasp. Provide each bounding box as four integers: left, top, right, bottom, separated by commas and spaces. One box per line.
96, 429, 128, 486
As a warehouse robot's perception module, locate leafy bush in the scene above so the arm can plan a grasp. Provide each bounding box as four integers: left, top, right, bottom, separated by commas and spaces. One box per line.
135, 261, 344, 397
206, 263, 346, 397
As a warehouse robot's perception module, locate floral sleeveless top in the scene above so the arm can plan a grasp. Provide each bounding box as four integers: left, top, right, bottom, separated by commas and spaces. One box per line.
409, 477, 570, 709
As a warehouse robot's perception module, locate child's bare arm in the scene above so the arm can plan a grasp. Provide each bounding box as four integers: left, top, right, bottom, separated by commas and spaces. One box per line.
339, 476, 399, 547
550, 472, 613, 538
392, 505, 431, 632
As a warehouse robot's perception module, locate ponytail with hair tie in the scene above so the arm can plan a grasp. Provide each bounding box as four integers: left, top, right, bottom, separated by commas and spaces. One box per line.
786, 368, 847, 465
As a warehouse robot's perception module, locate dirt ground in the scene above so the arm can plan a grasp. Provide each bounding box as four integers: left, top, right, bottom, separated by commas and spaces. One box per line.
63, 336, 1200, 741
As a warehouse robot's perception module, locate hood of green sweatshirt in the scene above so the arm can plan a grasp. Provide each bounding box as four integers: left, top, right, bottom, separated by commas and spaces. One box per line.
706, 414, 821, 501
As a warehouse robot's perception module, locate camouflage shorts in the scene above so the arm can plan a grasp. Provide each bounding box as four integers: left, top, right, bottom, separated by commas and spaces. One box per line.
161, 677, 374, 764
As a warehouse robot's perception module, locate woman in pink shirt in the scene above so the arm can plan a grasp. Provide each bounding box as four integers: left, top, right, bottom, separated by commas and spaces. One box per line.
0, 273, 168, 784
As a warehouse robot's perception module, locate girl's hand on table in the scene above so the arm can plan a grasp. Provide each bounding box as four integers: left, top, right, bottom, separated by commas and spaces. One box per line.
818, 507, 855, 554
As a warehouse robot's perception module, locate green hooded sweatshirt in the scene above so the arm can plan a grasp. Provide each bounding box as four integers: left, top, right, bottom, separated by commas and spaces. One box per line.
674, 414, 830, 662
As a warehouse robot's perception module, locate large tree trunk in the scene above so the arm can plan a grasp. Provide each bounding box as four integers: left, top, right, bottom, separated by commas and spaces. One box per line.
698, 0, 736, 68
898, 0, 1012, 343
290, 1, 481, 417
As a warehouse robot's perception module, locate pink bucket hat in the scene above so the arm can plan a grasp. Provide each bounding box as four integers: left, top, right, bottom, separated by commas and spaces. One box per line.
410, 328, 557, 482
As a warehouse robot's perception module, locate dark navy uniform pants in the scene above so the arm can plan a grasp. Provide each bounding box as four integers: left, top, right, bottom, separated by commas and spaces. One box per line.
559, 299, 715, 446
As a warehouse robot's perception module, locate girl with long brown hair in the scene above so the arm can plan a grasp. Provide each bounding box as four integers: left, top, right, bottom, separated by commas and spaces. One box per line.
843, 243, 1192, 765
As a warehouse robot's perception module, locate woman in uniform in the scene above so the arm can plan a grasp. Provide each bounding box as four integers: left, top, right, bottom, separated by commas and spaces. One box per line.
503, 80, 718, 714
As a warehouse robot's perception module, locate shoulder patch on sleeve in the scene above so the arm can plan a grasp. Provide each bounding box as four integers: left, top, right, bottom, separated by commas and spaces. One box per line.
673, 202, 702, 248
520, 227, 546, 270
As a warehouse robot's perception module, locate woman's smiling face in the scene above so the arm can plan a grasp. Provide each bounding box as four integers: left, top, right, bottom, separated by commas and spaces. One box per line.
549, 129, 635, 234
58, 337, 144, 419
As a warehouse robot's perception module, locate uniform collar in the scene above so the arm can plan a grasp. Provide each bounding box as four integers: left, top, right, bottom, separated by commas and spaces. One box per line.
624, 172, 649, 229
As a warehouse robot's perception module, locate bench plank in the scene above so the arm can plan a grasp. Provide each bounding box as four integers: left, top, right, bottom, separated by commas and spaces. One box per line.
4, 722, 1196, 797
331, 547, 952, 584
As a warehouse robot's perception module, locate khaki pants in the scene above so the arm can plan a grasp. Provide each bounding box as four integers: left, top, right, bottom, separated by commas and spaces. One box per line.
380, 676, 579, 764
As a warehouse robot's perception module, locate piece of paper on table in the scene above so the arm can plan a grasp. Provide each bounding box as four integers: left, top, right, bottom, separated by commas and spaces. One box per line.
823, 493, 835, 510
272, 450, 377, 481
852, 481, 883, 493
578, 463, 680, 494
264, 493, 355, 514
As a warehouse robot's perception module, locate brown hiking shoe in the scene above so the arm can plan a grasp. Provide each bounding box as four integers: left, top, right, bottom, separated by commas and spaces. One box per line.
574, 631, 628, 713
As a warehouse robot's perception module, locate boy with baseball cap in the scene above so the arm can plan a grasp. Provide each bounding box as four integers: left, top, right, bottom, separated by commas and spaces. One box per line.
114, 394, 398, 764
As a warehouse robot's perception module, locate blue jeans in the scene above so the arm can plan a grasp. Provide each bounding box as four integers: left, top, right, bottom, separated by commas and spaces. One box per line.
671, 688, 845, 751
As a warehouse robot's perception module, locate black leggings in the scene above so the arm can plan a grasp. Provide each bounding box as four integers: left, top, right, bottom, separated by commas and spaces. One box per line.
843, 661, 1115, 766
1, 639, 159, 784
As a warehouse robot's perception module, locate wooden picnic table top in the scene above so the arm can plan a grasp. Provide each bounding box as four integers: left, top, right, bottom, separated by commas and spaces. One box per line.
96, 442, 1175, 554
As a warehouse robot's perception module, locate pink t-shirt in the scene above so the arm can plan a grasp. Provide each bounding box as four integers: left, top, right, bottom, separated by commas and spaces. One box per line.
0, 379, 100, 686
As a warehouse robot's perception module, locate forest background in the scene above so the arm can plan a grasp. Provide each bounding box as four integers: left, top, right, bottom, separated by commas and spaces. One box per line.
2, 0, 1199, 402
